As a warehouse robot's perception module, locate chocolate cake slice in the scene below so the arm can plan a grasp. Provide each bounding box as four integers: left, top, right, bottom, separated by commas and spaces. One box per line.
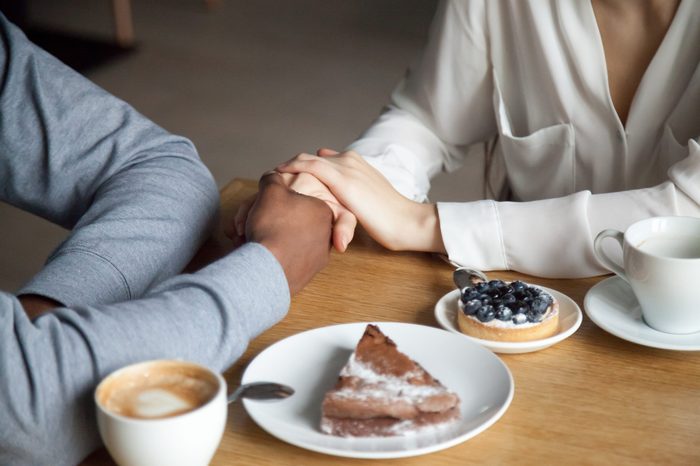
320, 324, 460, 437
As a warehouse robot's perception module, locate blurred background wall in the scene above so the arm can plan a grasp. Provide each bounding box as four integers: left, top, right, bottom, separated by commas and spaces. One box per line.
1, 0, 483, 291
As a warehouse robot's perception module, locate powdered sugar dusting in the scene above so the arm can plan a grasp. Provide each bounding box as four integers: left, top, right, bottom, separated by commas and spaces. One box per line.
334, 354, 446, 401
387, 418, 456, 436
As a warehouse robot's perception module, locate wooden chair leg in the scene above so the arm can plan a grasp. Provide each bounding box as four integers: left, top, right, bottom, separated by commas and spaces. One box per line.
204, 0, 223, 9
112, 0, 134, 47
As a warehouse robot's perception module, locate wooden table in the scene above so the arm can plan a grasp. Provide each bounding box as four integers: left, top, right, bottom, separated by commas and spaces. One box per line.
87, 179, 700, 466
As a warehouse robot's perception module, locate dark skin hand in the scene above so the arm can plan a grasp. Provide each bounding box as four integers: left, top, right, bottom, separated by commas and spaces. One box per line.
245, 172, 333, 295
18, 294, 62, 320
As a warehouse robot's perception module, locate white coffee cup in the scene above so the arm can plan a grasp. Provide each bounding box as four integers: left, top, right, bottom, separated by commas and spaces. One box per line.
594, 216, 700, 334
95, 359, 227, 466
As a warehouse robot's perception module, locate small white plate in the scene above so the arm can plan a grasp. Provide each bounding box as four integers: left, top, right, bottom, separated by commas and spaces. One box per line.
584, 276, 700, 351
241, 322, 514, 459
434, 286, 583, 354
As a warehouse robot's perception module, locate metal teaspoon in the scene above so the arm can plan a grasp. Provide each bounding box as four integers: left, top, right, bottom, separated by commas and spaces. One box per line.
453, 267, 488, 291
227, 382, 295, 404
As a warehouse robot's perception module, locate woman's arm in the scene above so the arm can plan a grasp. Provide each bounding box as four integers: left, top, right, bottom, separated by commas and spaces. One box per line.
347, 0, 495, 202
277, 139, 700, 278
277, 150, 444, 253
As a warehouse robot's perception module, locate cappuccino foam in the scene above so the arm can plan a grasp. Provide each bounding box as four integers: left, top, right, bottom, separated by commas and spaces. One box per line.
98, 361, 219, 420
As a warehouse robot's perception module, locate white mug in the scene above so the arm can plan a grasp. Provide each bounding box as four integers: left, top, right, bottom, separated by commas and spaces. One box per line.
95, 360, 227, 466
594, 216, 700, 334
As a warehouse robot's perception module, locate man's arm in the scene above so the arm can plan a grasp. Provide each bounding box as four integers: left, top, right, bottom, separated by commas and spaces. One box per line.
1, 244, 289, 466
1, 175, 333, 465
0, 13, 219, 306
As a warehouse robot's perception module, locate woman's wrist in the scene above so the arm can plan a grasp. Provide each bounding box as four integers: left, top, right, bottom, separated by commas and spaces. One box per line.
404, 202, 446, 253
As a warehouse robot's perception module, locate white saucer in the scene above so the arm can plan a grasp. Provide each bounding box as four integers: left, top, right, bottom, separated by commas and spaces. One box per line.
584, 276, 700, 351
434, 286, 582, 354
241, 322, 514, 459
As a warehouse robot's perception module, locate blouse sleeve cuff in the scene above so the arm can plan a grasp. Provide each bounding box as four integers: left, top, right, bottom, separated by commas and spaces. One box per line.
436, 200, 507, 270
669, 139, 700, 202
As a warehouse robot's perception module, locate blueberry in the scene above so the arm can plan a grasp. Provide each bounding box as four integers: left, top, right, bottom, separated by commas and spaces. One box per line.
512, 313, 528, 325
463, 299, 481, 315
476, 305, 495, 322
502, 285, 514, 295
512, 281, 527, 293
527, 311, 544, 323
501, 293, 516, 305
515, 305, 528, 315
478, 294, 493, 305
475, 282, 490, 294
461, 289, 480, 303
505, 300, 520, 311
489, 280, 505, 289
531, 297, 549, 315
495, 305, 512, 321
541, 292, 554, 305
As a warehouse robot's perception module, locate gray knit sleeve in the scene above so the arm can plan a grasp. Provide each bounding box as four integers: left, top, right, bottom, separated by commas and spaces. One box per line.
0, 13, 218, 305
0, 243, 290, 465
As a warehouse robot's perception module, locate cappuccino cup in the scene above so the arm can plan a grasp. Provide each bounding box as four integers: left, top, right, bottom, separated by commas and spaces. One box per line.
95, 359, 227, 466
594, 216, 700, 334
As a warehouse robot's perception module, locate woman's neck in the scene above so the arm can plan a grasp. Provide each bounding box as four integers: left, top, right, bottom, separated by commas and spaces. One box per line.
591, 0, 681, 126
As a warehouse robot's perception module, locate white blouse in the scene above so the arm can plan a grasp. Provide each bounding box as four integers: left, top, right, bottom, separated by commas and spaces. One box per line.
347, 0, 700, 278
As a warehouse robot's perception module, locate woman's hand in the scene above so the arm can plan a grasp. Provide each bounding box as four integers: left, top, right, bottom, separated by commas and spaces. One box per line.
276, 149, 446, 253
227, 171, 357, 252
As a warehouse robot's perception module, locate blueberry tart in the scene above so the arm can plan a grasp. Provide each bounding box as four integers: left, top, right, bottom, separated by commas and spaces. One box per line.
457, 279, 559, 342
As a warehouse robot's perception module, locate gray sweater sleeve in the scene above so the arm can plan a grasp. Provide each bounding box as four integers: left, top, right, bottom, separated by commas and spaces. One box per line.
0, 14, 292, 465
0, 13, 219, 305
0, 242, 291, 466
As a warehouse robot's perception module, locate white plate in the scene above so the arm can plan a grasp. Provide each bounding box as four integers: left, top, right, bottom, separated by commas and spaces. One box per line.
434, 286, 583, 354
241, 322, 513, 459
584, 276, 700, 351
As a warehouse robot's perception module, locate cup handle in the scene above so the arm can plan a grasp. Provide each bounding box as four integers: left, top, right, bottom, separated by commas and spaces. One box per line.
593, 229, 628, 282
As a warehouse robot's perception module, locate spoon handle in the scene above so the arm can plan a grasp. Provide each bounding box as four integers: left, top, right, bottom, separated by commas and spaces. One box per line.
437, 255, 488, 289
453, 267, 488, 291
227, 382, 295, 404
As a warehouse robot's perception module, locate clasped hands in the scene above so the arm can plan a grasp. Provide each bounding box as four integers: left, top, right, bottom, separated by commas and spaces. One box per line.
227, 148, 444, 276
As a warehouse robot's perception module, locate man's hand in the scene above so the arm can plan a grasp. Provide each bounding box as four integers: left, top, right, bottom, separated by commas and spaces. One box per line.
245, 173, 333, 295
228, 171, 357, 252
18, 294, 62, 320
